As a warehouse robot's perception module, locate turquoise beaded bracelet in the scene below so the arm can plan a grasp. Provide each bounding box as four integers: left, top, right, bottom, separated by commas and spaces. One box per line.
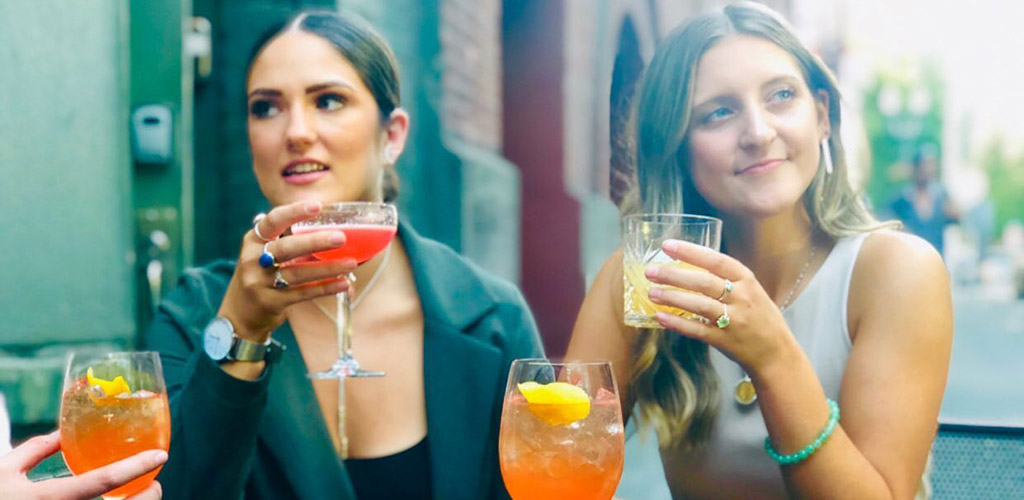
764, 398, 840, 465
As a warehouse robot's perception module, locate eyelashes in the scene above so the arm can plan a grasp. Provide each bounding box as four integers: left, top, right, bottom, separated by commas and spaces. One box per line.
697, 87, 800, 127
249, 100, 279, 118
316, 93, 346, 110
248, 93, 348, 119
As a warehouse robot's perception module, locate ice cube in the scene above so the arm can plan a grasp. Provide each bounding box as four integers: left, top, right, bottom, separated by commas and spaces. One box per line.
595, 388, 617, 402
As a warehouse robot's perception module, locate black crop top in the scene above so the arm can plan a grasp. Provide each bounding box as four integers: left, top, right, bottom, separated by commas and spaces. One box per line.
345, 437, 432, 500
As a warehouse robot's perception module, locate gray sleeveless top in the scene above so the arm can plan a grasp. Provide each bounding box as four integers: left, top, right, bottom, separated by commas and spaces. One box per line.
662, 232, 929, 499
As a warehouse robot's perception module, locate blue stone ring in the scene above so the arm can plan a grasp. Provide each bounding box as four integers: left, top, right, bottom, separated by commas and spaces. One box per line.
258, 242, 278, 269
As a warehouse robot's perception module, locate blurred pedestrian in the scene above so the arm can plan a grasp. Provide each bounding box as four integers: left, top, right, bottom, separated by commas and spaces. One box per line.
890, 145, 960, 255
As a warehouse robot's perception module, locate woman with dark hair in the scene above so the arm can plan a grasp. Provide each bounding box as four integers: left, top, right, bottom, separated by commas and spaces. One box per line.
569, 2, 951, 498
144, 11, 542, 500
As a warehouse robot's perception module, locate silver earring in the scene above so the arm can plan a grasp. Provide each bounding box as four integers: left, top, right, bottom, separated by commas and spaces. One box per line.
820, 139, 833, 175
383, 146, 395, 165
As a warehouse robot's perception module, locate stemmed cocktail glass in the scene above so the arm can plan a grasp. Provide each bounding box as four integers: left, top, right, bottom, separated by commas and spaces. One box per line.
498, 359, 625, 500
291, 201, 397, 457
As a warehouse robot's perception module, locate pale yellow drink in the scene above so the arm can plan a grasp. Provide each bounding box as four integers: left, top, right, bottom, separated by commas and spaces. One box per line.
623, 259, 706, 328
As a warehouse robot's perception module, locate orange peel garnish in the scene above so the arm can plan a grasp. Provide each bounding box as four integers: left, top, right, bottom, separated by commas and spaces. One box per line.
517, 381, 591, 426
86, 367, 132, 403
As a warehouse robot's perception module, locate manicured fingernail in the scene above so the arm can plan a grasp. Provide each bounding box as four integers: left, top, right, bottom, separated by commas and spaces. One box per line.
655, 312, 671, 324
645, 266, 659, 279
328, 232, 345, 245
304, 201, 321, 214
153, 450, 168, 464
663, 240, 680, 252
648, 288, 662, 300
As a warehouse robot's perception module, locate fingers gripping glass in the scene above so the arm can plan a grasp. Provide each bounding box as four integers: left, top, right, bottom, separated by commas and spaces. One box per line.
621, 214, 722, 328
59, 351, 170, 499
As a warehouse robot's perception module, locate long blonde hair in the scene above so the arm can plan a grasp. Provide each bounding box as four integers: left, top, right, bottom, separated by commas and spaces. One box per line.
626, 2, 897, 450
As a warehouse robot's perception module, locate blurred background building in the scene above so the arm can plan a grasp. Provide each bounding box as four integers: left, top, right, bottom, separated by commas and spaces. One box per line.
2, 0, 791, 429
2, 0, 1021, 497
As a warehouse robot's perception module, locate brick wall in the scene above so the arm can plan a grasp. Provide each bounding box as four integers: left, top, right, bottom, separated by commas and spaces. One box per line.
440, 0, 503, 151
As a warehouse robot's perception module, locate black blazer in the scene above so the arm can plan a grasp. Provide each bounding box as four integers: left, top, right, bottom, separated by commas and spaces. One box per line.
145, 223, 545, 499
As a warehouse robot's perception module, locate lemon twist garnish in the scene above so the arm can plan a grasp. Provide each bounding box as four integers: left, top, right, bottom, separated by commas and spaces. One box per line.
517, 381, 591, 426
86, 367, 132, 400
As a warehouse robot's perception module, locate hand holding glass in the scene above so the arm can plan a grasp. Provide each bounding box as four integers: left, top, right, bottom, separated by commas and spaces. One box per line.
622, 214, 722, 328
291, 201, 398, 379
59, 351, 170, 499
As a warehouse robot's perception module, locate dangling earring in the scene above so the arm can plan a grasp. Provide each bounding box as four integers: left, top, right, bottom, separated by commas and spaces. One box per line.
383, 145, 395, 165
820, 138, 833, 175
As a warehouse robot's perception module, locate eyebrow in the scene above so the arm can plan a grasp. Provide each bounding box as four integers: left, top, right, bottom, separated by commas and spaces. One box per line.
692, 74, 802, 110
247, 80, 356, 99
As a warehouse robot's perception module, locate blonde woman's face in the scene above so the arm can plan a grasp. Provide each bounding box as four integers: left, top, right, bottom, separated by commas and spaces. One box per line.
246, 30, 386, 207
685, 35, 829, 219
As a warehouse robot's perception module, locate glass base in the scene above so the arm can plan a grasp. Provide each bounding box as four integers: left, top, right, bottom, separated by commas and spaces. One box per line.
624, 309, 701, 329
308, 356, 386, 379
624, 314, 661, 329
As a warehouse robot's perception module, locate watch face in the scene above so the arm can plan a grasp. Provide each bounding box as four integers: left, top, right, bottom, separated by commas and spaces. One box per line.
204, 318, 233, 361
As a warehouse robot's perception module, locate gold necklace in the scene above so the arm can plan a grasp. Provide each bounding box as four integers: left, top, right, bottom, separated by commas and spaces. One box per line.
312, 243, 392, 321
734, 244, 817, 406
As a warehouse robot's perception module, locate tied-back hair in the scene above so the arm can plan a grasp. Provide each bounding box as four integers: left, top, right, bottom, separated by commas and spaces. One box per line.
624, 1, 897, 451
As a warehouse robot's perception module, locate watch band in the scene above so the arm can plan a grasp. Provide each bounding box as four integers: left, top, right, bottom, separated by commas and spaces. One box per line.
229, 335, 273, 362
204, 316, 285, 364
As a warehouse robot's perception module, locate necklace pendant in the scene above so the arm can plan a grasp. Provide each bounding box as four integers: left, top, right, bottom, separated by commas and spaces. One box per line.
734, 374, 757, 406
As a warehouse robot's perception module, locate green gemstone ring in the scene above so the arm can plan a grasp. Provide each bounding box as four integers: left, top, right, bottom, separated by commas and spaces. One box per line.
716, 304, 730, 328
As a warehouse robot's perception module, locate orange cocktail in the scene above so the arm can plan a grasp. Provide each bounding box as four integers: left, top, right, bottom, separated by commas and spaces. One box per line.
60, 352, 171, 499
499, 360, 625, 500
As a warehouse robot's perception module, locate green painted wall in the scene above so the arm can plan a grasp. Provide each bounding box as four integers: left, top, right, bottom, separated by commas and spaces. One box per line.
0, 1, 134, 428
130, 0, 192, 331
0, 1, 135, 347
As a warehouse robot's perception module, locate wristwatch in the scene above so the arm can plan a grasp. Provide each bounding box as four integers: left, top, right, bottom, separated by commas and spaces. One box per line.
203, 317, 281, 363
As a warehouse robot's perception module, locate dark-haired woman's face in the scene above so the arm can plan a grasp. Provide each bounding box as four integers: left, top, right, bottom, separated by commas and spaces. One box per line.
247, 30, 388, 206
685, 35, 828, 220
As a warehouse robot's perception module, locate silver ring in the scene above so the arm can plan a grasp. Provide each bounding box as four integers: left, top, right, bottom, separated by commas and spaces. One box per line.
273, 270, 289, 289
258, 242, 278, 269
716, 279, 734, 301
252, 213, 274, 242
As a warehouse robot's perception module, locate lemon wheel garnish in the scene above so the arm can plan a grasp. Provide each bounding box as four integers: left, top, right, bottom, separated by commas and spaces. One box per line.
516, 381, 591, 426
86, 367, 132, 399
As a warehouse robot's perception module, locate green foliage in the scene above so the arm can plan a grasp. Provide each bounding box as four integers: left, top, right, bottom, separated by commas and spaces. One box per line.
980, 139, 1024, 237
862, 60, 945, 208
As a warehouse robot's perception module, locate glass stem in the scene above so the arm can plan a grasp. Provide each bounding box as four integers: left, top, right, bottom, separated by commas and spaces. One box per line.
336, 273, 356, 460
338, 373, 349, 459
338, 273, 355, 358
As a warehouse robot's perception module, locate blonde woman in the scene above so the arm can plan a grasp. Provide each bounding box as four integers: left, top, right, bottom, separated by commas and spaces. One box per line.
569, 3, 952, 498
